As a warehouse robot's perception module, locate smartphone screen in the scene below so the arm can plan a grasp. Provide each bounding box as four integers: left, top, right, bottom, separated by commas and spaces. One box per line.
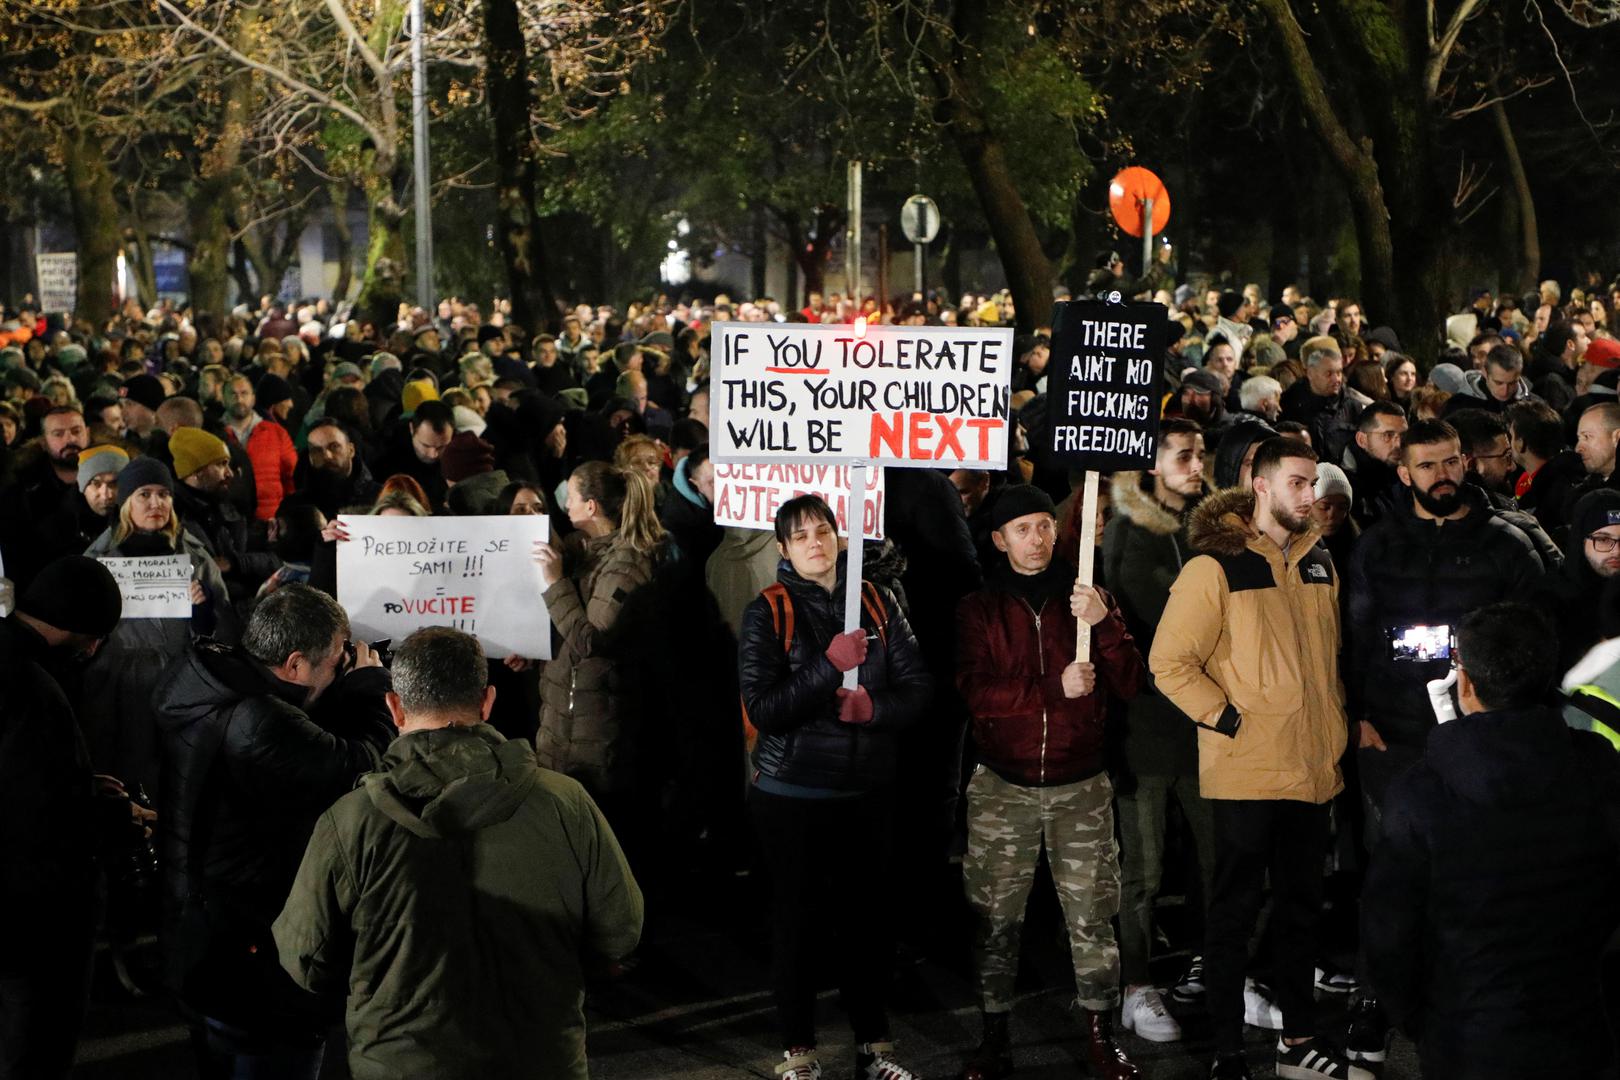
1389, 624, 1452, 662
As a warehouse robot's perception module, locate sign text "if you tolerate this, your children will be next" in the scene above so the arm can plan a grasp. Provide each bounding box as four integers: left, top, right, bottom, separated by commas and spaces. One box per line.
710, 323, 1015, 469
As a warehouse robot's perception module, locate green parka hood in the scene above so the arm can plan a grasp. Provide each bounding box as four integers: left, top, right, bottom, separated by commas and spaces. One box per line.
364, 724, 538, 839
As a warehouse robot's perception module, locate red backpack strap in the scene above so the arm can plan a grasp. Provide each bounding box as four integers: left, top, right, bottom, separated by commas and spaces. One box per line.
860, 580, 888, 650
741, 583, 795, 753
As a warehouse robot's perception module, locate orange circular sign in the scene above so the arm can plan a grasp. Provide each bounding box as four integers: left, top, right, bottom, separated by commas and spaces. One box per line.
1108, 167, 1171, 238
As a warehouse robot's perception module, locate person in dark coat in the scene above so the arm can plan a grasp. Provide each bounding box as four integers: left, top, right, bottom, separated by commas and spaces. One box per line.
1537, 489, 1620, 671
151, 585, 395, 1078
1507, 398, 1583, 544
0, 557, 131, 1080
1363, 602, 1620, 1080
659, 443, 721, 564
0, 405, 88, 589
739, 494, 932, 1080
1101, 422, 1215, 1041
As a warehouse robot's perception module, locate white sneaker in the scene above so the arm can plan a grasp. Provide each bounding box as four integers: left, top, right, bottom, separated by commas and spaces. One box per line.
1120, 985, 1182, 1042
776, 1048, 821, 1080
1243, 978, 1283, 1030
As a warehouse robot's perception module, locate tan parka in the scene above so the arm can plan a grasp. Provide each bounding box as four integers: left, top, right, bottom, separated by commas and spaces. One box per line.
1148, 488, 1348, 804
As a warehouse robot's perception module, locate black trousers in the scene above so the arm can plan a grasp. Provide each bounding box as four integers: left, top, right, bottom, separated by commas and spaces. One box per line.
0, 920, 96, 1080
1206, 799, 1330, 1053
750, 786, 895, 1050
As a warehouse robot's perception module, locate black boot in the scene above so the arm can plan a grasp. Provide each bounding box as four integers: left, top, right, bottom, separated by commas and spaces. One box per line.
959, 1010, 1012, 1080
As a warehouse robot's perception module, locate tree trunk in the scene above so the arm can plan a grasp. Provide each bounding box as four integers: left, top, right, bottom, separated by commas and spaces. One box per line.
1491, 99, 1539, 295
358, 195, 408, 325
480, 0, 556, 332
750, 203, 768, 300
934, 3, 1054, 335
62, 128, 122, 320
230, 238, 257, 302
328, 181, 355, 303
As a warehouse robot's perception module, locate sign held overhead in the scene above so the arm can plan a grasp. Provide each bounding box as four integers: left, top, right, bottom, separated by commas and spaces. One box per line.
710, 322, 1014, 469
1045, 299, 1169, 472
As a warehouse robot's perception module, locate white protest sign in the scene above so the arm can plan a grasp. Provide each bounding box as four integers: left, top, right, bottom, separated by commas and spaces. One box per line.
713, 462, 887, 541
710, 322, 1014, 469
35, 253, 77, 316
97, 554, 192, 619
337, 515, 553, 660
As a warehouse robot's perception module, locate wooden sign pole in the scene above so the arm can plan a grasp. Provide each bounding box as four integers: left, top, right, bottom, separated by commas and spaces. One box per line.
1074, 470, 1100, 663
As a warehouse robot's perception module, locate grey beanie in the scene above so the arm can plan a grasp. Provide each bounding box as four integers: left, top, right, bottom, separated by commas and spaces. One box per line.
1314, 462, 1354, 505
77, 447, 130, 492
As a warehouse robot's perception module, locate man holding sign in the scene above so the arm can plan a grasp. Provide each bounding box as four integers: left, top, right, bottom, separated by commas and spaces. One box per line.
954, 485, 1145, 1080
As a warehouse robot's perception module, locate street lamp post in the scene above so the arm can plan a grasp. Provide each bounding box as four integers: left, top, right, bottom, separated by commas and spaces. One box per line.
411, 0, 434, 311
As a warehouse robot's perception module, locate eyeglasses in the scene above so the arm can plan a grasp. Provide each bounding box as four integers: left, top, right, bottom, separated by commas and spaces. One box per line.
1589, 535, 1620, 553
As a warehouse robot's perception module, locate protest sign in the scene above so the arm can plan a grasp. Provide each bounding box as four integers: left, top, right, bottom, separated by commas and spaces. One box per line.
35, 253, 77, 316
710, 322, 1014, 469
1045, 299, 1169, 661
712, 462, 887, 541
1045, 299, 1169, 471
337, 515, 552, 660
97, 554, 192, 619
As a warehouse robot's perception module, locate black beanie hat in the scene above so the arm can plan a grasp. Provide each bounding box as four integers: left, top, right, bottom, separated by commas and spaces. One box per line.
21, 555, 123, 636
116, 455, 174, 506
1572, 489, 1620, 545
256, 374, 293, 411
986, 484, 1057, 532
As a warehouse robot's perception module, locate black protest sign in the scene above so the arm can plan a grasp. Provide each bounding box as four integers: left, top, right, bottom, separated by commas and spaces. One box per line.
1045, 300, 1168, 471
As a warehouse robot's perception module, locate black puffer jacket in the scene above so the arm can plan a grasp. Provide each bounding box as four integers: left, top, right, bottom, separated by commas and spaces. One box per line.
152, 640, 394, 1025
739, 556, 932, 791
1364, 706, 1620, 1079
1346, 485, 1545, 745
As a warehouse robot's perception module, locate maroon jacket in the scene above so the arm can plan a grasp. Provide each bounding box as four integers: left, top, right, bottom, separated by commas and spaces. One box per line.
956, 569, 1144, 786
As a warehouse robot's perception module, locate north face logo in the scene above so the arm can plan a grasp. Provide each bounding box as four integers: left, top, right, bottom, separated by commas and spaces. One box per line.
1304, 563, 1329, 582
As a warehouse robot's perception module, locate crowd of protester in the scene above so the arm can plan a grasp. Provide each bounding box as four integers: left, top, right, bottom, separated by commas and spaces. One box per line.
3, 267, 1620, 1080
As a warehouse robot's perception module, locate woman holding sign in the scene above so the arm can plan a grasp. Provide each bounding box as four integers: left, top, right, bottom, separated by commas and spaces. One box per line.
533, 461, 668, 853
737, 495, 932, 1080
82, 457, 235, 797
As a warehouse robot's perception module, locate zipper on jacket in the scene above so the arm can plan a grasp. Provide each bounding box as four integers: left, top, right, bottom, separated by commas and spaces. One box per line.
1017, 595, 1049, 784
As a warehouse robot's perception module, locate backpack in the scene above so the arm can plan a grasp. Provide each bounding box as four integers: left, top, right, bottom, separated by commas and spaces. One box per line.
740, 581, 889, 751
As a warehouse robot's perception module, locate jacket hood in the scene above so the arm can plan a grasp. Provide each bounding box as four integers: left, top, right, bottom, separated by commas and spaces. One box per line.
1463, 368, 1531, 402
152, 639, 304, 734
1187, 487, 1320, 558
1426, 705, 1572, 807
717, 525, 778, 557
1187, 488, 1258, 556
365, 724, 537, 839
1213, 417, 1276, 489
672, 455, 708, 509
1111, 471, 1203, 536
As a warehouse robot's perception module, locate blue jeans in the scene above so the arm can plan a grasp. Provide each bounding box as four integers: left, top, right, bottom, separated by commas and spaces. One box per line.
193, 1018, 325, 1080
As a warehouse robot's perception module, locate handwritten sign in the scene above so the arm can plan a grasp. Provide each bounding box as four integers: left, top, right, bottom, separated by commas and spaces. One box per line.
97, 554, 191, 619
1045, 300, 1168, 470
336, 515, 553, 660
710, 323, 1014, 468
713, 462, 887, 540
35, 253, 77, 317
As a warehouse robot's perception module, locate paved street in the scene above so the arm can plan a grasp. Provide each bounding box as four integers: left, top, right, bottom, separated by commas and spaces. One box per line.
73, 863, 1419, 1079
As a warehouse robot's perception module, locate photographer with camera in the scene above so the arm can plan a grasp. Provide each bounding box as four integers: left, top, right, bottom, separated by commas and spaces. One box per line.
0, 556, 152, 1080
153, 583, 395, 1079
1342, 418, 1546, 1063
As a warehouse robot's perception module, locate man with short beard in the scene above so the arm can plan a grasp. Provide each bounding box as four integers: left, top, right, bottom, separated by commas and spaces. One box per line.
0, 406, 91, 588
289, 418, 380, 519
170, 426, 279, 610
1341, 419, 1544, 1065
1151, 438, 1360, 1080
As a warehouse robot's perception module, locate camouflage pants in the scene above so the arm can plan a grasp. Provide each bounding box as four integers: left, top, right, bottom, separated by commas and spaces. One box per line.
963, 766, 1122, 1012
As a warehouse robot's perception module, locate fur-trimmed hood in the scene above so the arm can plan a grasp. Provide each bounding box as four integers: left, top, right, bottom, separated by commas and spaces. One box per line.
1110, 471, 1206, 537
1188, 486, 1322, 558
1187, 487, 1260, 556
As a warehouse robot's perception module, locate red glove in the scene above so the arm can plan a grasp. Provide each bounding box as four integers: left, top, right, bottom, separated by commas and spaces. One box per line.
836, 687, 873, 724
825, 629, 869, 672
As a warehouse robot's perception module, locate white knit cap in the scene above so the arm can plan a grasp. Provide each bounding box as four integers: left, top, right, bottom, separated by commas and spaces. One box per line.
1314, 462, 1354, 504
